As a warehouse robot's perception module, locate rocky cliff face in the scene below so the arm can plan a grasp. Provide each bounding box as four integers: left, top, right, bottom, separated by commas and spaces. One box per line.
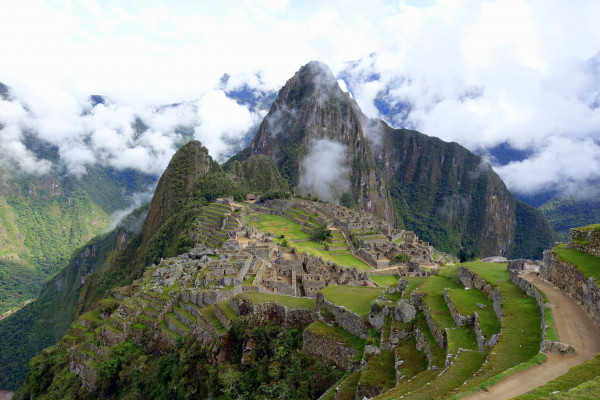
249, 61, 396, 224
246, 62, 555, 258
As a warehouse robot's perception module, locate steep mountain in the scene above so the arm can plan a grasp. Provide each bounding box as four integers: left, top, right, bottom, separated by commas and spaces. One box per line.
539, 194, 600, 241
249, 61, 396, 223
244, 61, 555, 259
0, 209, 145, 390
0, 162, 155, 315
0, 140, 289, 389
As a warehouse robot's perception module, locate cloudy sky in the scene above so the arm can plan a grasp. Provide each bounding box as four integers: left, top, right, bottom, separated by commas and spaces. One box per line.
0, 0, 599, 197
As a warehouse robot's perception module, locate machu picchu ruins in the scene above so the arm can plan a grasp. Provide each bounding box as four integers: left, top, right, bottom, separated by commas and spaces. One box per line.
48, 195, 600, 400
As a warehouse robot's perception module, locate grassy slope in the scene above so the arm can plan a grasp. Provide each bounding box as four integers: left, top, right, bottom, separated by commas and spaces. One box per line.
321, 285, 383, 317
238, 291, 315, 309
453, 262, 542, 395
553, 244, 600, 286
371, 275, 400, 287
250, 213, 371, 269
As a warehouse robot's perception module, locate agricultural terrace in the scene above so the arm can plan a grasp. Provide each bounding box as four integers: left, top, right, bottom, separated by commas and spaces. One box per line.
445, 288, 501, 339
321, 285, 383, 317
455, 261, 542, 394
553, 243, 600, 286
238, 291, 315, 309
250, 213, 371, 269
370, 275, 399, 287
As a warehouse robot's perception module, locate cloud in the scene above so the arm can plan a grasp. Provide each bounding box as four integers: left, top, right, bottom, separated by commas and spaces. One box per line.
299, 138, 350, 202
0, 0, 598, 197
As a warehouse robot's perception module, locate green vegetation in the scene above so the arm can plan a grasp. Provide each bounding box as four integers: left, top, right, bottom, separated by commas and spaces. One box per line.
579, 223, 600, 231
417, 272, 463, 330
359, 350, 396, 392
371, 275, 399, 287
17, 321, 342, 400
238, 291, 315, 309
0, 260, 45, 315
252, 213, 371, 269
446, 328, 478, 353
337, 371, 361, 400
445, 288, 501, 338
395, 337, 428, 381
509, 354, 600, 399
553, 244, 600, 286
455, 262, 542, 395
250, 214, 312, 240
306, 321, 365, 360
389, 254, 410, 264
545, 306, 558, 341
321, 285, 383, 317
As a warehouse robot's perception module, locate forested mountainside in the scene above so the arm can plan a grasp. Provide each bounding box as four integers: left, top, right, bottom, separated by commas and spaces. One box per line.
0, 141, 290, 389
244, 61, 555, 259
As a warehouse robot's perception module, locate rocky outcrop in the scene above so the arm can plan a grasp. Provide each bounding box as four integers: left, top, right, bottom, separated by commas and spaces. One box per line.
302, 329, 358, 371
541, 250, 600, 328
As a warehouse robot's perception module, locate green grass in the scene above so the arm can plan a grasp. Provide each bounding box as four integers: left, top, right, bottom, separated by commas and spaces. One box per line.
306, 321, 365, 360
447, 328, 479, 353
79, 309, 103, 324
371, 275, 400, 287
401, 277, 426, 299
215, 300, 238, 321
250, 213, 312, 240
462, 261, 509, 284
395, 337, 428, 381
238, 291, 315, 309
337, 371, 361, 400
321, 285, 383, 317
417, 275, 463, 330
251, 212, 370, 269
377, 370, 439, 399
512, 354, 600, 399
553, 244, 600, 287
319, 374, 348, 400
572, 238, 590, 246
132, 322, 146, 330
445, 288, 501, 338
578, 223, 600, 231
199, 305, 226, 334
545, 306, 558, 341
359, 350, 396, 392
243, 274, 255, 285
402, 350, 488, 400
453, 263, 542, 397
166, 313, 191, 333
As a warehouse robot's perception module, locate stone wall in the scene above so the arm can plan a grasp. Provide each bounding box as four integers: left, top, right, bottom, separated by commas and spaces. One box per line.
510, 263, 576, 355
541, 250, 600, 328
230, 296, 315, 328
410, 292, 446, 349
568, 227, 600, 257
68, 347, 98, 392
302, 329, 357, 371
459, 267, 503, 322
315, 293, 368, 339
443, 288, 474, 328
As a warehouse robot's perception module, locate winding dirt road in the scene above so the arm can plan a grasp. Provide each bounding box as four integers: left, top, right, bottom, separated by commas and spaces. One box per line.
464, 272, 600, 400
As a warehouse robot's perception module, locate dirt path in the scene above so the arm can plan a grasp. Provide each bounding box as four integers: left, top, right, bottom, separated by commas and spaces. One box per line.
464, 272, 600, 400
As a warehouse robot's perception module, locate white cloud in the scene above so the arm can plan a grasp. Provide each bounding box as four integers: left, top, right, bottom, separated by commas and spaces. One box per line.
299, 138, 350, 202
0, 0, 598, 196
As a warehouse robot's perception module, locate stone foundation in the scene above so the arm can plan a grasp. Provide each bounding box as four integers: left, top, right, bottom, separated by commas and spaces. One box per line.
315, 293, 368, 339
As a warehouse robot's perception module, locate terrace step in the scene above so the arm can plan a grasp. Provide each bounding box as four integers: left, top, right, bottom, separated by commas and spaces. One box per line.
165, 312, 192, 336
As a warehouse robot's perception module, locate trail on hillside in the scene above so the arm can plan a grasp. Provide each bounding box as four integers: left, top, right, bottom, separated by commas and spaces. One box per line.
0, 298, 34, 322
463, 272, 600, 400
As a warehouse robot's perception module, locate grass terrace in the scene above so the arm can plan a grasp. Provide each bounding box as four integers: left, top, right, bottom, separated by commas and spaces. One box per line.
371, 275, 399, 287
446, 328, 478, 353
445, 287, 501, 338
416, 273, 463, 330
250, 214, 312, 240
321, 285, 383, 317
401, 277, 426, 299
306, 321, 365, 360
359, 350, 397, 393
238, 291, 315, 309
403, 350, 488, 400
455, 261, 542, 395
553, 244, 600, 286
199, 305, 226, 334
336, 371, 361, 400
579, 223, 600, 231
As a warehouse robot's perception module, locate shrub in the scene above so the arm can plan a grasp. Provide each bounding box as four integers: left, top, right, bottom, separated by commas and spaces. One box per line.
389, 254, 410, 264
370, 300, 383, 314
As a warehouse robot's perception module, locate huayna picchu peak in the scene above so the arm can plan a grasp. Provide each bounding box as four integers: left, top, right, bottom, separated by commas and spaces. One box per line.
2, 62, 580, 400
247, 61, 555, 259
